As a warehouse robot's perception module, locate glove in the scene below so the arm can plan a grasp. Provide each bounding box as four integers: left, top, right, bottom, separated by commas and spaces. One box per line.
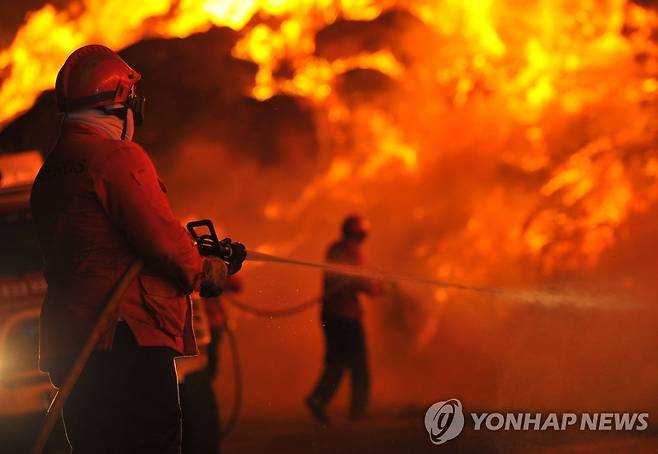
200, 257, 228, 297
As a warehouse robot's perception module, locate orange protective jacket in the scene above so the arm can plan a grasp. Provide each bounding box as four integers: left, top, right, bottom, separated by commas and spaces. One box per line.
321, 239, 373, 320
31, 122, 203, 374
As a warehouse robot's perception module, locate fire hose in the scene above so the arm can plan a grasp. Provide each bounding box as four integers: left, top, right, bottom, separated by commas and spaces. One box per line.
31, 259, 144, 454
30, 219, 319, 452
31, 219, 246, 454
216, 294, 321, 442
225, 295, 320, 318
32, 218, 560, 453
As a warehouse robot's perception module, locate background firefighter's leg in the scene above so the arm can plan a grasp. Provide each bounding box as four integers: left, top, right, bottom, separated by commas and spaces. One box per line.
206, 327, 223, 379
306, 318, 348, 424
348, 320, 369, 420
180, 327, 223, 454
180, 370, 220, 454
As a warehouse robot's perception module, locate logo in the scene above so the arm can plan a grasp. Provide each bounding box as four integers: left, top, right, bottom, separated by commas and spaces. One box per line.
424, 398, 649, 446
424, 399, 465, 445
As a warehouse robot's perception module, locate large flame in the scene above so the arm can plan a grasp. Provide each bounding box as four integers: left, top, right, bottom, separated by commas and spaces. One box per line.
0, 0, 381, 125
4, 0, 658, 416
3, 0, 658, 278
2, 0, 658, 287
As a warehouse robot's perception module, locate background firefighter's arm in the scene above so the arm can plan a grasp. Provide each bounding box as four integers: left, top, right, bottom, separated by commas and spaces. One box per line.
350, 274, 380, 296
94, 142, 203, 293
325, 245, 377, 297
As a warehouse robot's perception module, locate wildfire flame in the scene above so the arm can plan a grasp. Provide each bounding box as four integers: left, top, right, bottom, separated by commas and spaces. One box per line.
2, 0, 658, 294
5, 0, 658, 417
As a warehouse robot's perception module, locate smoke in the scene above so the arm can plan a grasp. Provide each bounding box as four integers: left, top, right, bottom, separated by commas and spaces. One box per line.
159, 121, 658, 420
3, 1, 658, 419
137, 6, 658, 418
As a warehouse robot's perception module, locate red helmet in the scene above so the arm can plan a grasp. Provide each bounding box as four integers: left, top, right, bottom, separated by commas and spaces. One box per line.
55, 45, 144, 123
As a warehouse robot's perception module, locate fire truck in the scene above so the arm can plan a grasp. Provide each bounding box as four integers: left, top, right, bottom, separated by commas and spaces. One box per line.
0, 151, 52, 415
0, 151, 62, 451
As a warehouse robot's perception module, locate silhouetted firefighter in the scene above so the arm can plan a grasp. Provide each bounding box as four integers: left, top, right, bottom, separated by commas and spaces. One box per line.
306, 215, 378, 423
31, 45, 231, 454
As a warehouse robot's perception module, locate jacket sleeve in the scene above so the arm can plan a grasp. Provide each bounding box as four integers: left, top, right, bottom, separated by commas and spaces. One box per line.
325, 243, 374, 297
94, 141, 203, 293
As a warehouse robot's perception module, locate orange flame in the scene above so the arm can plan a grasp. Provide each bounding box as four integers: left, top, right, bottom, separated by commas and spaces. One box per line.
2, 0, 658, 287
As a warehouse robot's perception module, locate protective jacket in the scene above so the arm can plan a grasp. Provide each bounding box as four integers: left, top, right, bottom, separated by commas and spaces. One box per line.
321, 239, 373, 320
31, 122, 203, 374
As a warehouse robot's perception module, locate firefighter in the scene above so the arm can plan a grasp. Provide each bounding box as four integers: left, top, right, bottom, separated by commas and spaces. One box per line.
30, 45, 226, 453
306, 215, 377, 424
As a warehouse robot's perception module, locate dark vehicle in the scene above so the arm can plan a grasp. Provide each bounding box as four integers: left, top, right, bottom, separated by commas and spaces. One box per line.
0, 151, 62, 452
0, 151, 51, 413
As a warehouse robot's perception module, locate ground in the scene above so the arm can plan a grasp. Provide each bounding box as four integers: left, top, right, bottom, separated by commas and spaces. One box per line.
4, 408, 655, 453
223, 412, 658, 454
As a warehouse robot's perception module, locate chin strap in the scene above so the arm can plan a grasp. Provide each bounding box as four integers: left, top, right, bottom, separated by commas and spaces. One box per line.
114, 107, 129, 140
104, 106, 132, 141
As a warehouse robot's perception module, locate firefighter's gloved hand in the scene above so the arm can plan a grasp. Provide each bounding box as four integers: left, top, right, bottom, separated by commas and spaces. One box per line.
200, 257, 228, 297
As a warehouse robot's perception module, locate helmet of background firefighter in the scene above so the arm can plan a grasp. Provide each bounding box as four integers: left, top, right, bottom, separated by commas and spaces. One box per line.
341, 215, 370, 242
55, 44, 145, 125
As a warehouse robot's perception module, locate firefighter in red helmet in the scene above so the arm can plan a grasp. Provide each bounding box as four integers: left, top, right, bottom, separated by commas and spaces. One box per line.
306, 215, 377, 424
31, 45, 226, 453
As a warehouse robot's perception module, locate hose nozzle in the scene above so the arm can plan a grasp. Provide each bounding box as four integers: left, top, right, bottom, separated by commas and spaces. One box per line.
186, 219, 246, 275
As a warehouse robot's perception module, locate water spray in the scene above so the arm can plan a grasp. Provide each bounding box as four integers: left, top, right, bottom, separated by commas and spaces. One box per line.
246, 250, 502, 294
188, 220, 623, 308
246, 250, 632, 309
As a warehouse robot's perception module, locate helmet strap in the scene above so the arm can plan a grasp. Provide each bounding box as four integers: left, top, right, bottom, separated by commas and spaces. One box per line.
120, 109, 128, 140
103, 106, 129, 140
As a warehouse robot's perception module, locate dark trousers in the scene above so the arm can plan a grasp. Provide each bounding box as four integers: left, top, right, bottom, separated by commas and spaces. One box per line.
310, 317, 369, 414
206, 327, 223, 379
62, 323, 181, 454
179, 327, 222, 454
